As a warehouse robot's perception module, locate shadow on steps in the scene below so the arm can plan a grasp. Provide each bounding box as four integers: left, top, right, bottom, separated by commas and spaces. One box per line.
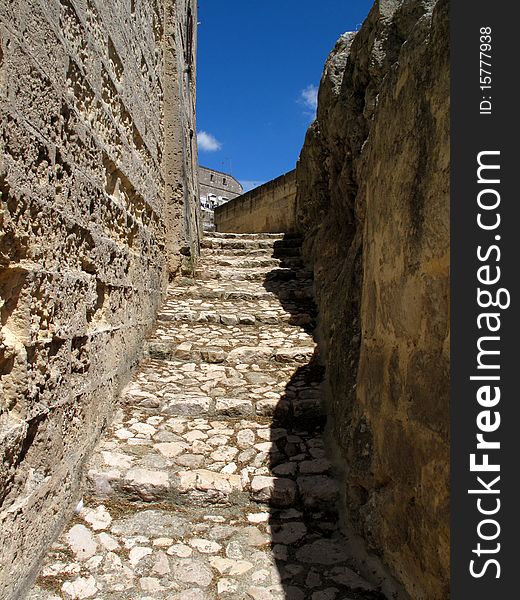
262, 234, 394, 600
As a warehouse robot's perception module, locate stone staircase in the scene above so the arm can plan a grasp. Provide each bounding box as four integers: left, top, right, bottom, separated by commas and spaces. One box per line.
29, 233, 388, 600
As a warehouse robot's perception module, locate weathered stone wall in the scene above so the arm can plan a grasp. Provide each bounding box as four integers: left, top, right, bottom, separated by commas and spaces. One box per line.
296, 1, 449, 599
215, 169, 297, 234
0, 1, 199, 597
163, 0, 200, 275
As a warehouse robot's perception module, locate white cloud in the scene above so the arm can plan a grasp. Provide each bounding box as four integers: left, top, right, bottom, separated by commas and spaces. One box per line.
299, 84, 319, 114
240, 180, 265, 193
197, 131, 222, 152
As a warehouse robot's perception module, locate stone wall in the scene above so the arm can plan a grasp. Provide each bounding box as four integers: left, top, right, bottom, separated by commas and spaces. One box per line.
296, 1, 449, 599
0, 1, 199, 597
215, 169, 297, 234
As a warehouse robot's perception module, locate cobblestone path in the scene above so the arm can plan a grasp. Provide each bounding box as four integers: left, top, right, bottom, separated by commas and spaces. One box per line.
30, 233, 391, 600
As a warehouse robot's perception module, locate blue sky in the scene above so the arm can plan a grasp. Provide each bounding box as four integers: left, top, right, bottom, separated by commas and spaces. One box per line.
196, 0, 373, 191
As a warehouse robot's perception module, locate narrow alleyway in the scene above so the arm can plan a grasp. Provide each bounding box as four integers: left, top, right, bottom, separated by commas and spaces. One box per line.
29, 233, 390, 600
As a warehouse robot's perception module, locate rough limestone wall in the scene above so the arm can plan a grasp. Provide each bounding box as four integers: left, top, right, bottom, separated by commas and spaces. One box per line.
164, 0, 200, 275
215, 170, 297, 234
0, 1, 199, 597
296, 1, 449, 599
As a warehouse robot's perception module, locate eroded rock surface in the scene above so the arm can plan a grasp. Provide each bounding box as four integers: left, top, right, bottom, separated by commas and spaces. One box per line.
296, 1, 449, 599
0, 1, 199, 597
29, 233, 403, 600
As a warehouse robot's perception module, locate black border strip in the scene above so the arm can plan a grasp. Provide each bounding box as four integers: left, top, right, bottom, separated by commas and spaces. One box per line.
451, 0, 519, 596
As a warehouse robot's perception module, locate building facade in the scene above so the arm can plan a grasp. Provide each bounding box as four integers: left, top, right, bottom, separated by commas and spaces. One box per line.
198, 166, 243, 230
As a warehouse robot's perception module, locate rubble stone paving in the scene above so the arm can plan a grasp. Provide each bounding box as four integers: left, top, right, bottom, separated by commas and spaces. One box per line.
29, 233, 387, 600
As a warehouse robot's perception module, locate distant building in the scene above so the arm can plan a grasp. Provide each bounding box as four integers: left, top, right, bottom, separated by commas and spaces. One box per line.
198, 166, 243, 230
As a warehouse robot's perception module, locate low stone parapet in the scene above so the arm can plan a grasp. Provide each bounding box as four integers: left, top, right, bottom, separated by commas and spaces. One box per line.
215, 170, 297, 233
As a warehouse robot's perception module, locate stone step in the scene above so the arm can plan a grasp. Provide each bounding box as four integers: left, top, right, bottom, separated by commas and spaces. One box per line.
32, 500, 379, 600
271, 237, 302, 248
145, 322, 315, 364
201, 239, 276, 251
202, 246, 302, 258
201, 237, 302, 250
145, 339, 315, 366
169, 281, 314, 303
205, 231, 287, 239
156, 301, 316, 328
193, 267, 313, 283
205, 231, 302, 240
204, 256, 303, 270
87, 412, 334, 509
122, 357, 324, 423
